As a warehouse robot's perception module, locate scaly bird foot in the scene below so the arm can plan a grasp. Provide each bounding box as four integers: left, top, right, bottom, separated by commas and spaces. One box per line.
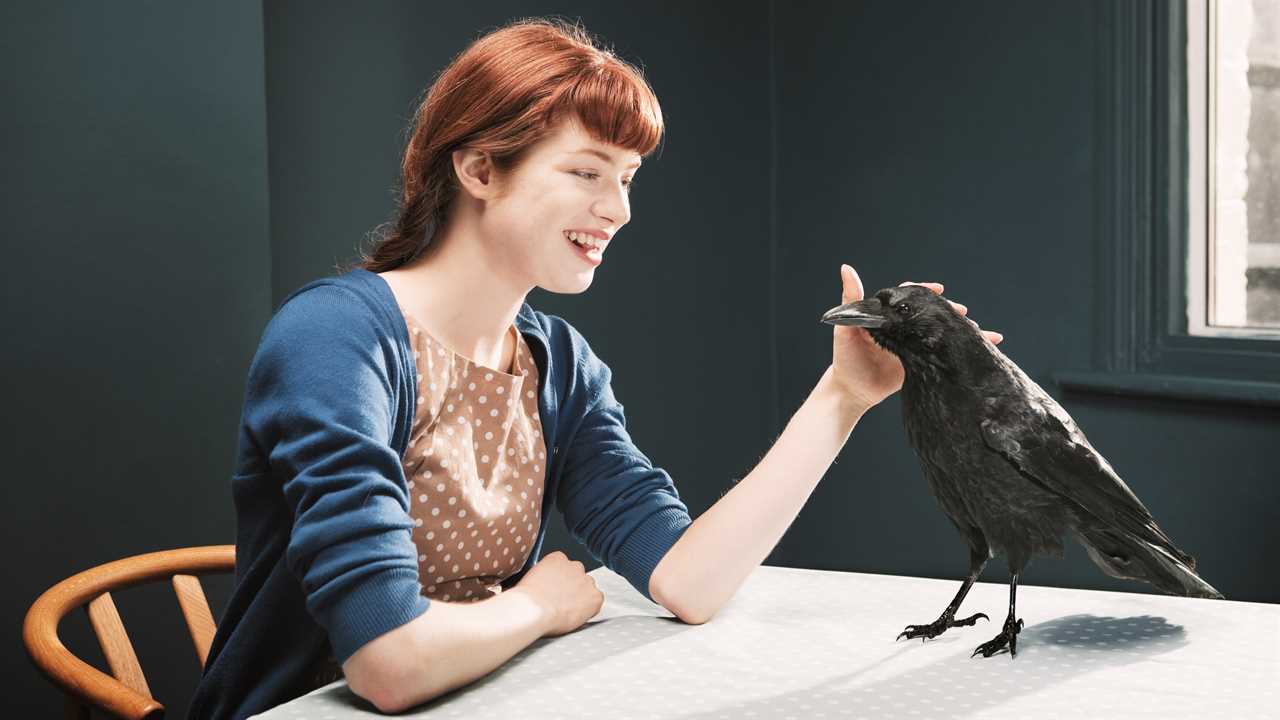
971, 617, 1025, 658
896, 612, 990, 642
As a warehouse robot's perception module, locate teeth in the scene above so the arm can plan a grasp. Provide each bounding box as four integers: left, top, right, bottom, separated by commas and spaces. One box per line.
565, 231, 605, 250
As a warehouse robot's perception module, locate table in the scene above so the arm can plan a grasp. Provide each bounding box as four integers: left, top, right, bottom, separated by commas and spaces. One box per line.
253, 564, 1279, 719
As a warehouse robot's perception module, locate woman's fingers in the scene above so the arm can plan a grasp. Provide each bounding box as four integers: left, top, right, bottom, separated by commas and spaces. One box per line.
899, 280, 966, 315
842, 264, 865, 303
899, 280, 944, 295
897, 279, 1001, 343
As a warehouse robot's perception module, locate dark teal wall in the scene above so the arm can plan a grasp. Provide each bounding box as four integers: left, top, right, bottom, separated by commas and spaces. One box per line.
4, 1, 1275, 717
2, 2, 270, 717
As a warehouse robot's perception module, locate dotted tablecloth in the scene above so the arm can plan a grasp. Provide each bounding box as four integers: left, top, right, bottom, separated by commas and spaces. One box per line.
253, 565, 1279, 719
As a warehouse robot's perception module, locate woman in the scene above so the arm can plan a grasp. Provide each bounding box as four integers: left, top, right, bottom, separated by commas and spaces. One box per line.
190, 17, 1002, 719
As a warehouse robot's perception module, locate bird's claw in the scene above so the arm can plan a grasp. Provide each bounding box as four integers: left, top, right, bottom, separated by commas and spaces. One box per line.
897, 621, 946, 642
896, 612, 990, 642
954, 612, 989, 627
896, 624, 926, 642
970, 617, 1025, 659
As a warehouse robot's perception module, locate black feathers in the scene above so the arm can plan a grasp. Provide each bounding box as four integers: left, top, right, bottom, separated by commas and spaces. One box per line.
822, 285, 1222, 658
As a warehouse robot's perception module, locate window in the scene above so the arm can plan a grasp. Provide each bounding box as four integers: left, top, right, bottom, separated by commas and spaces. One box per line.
1188, 0, 1280, 336
1053, 0, 1280, 405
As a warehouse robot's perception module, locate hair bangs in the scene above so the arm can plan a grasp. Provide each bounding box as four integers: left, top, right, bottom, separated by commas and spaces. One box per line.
552, 59, 664, 160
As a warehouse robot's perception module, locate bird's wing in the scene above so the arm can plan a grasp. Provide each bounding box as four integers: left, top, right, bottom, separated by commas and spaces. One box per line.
978, 392, 1193, 567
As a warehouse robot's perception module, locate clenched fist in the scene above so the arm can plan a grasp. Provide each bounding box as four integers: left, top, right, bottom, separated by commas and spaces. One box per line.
511, 551, 604, 637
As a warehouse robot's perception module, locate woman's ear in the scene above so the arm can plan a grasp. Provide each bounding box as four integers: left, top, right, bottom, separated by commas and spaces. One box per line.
452, 147, 500, 201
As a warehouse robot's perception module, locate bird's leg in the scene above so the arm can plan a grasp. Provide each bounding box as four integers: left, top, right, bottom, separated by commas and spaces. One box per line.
897, 547, 990, 642
972, 572, 1025, 659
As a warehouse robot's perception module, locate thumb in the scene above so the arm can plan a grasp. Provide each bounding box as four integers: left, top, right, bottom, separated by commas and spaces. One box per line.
841, 263, 864, 303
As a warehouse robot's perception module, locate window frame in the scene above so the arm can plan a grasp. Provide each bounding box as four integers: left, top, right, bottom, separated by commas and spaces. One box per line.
1054, 0, 1280, 407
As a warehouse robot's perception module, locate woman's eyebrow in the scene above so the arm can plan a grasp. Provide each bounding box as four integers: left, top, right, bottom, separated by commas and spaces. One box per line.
567, 147, 642, 170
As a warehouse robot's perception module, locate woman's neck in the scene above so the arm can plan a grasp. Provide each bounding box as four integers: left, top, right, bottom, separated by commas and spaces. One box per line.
378, 231, 529, 373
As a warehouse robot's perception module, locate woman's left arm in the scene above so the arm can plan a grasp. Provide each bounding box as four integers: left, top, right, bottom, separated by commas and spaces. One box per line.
649, 264, 1003, 624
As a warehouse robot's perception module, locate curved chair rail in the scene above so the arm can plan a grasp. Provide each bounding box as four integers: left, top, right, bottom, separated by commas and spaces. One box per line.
23, 544, 235, 719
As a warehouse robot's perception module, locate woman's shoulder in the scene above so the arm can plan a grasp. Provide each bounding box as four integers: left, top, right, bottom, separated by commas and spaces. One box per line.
266, 269, 403, 340
250, 271, 411, 386
278, 269, 390, 318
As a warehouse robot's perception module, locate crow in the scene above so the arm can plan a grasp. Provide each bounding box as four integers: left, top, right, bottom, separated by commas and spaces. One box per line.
820, 284, 1223, 659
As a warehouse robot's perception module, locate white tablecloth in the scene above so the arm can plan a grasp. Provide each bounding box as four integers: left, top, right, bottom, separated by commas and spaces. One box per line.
254, 564, 1279, 719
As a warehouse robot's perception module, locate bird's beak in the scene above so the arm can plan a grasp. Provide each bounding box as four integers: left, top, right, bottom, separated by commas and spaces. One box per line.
820, 299, 886, 328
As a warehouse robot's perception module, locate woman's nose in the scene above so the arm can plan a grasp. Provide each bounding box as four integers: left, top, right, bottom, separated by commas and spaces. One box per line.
594, 182, 630, 226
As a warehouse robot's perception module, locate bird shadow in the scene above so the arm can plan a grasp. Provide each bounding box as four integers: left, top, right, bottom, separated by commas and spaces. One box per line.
669, 613, 1187, 720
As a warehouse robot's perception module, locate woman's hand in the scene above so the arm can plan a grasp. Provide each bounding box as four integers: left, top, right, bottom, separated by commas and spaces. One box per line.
510, 551, 604, 637
829, 263, 1003, 410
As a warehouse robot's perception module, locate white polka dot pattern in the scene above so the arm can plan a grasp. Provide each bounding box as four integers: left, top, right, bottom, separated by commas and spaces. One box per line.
400, 311, 546, 604
255, 566, 1279, 719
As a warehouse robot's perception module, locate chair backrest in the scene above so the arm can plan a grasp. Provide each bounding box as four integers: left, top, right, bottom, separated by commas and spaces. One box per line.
23, 545, 236, 720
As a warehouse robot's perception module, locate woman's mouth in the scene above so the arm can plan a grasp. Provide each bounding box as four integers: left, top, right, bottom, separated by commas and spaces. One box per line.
564, 231, 604, 267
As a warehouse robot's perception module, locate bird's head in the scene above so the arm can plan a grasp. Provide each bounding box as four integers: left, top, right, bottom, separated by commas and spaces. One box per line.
820, 284, 976, 363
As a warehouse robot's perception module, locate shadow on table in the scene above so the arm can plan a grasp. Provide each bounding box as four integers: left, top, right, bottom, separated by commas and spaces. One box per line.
671, 613, 1188, 720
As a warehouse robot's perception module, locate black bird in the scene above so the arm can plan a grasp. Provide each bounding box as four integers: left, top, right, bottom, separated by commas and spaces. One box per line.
821, 284, 1223, 659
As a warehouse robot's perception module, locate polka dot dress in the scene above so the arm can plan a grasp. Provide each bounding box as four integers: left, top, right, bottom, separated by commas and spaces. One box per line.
400, 309, 547, 605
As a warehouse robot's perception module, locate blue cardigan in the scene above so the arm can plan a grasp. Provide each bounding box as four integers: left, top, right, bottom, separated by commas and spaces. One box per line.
189, 268, 692, 719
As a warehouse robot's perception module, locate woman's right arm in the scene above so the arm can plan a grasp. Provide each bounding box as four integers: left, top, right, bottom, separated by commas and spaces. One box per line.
343, 551, 603, 713
343, 587, 548, 713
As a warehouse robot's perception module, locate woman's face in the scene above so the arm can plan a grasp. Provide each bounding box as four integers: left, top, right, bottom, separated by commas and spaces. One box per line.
483, 118, 640, 294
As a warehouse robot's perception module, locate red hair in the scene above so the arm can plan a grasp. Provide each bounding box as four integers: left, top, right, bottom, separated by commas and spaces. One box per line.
347, 17, 665, 273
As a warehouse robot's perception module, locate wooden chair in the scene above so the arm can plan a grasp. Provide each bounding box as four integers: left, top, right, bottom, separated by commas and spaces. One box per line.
23, 545, 236, 719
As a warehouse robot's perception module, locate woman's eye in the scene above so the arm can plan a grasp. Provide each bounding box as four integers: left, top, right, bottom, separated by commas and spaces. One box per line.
574, 171, 634, 193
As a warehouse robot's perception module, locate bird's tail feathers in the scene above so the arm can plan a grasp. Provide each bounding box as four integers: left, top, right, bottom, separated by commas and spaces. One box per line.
1073, 525, 1224, 600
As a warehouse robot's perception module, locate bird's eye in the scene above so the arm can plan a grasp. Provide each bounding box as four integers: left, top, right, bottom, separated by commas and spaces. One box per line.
896, 302, 912, 316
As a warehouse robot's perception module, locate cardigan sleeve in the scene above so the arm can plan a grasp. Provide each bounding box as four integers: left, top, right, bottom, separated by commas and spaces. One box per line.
555, 349, 693, 603
241, 283, 429, 664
